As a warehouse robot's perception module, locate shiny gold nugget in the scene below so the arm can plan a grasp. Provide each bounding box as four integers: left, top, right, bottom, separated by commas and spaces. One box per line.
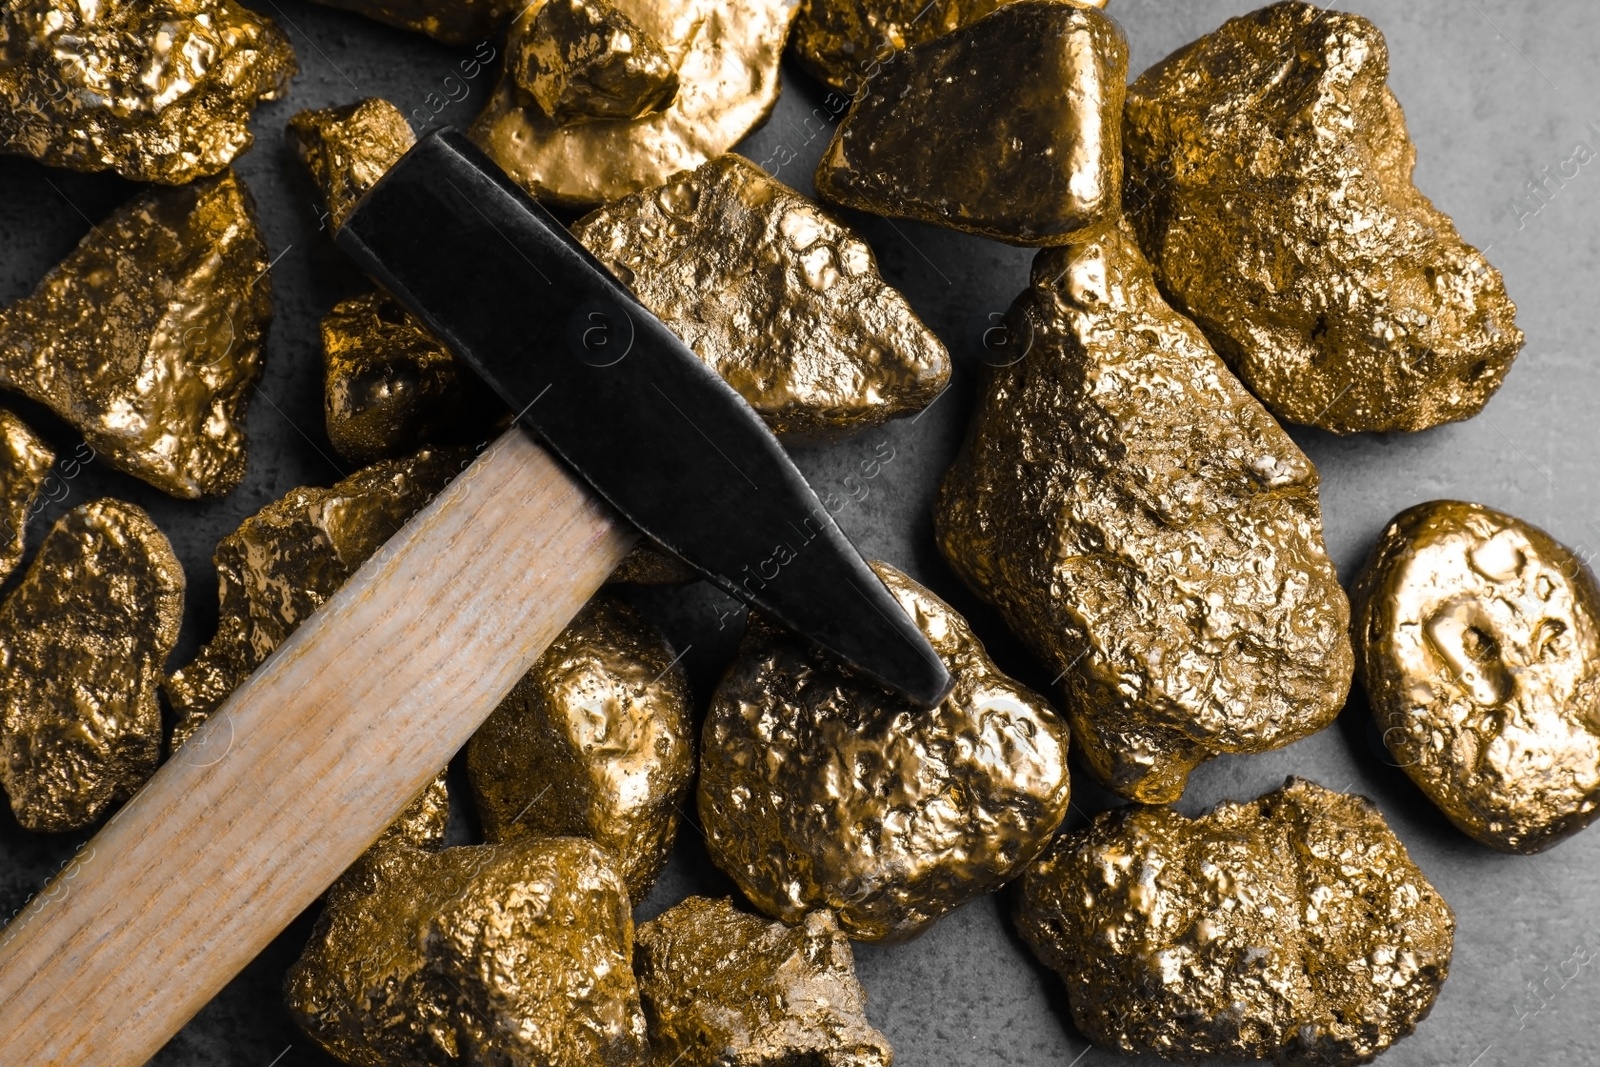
636, 897, 893, 1067
471, 0, 798, 207
466, 595, 693, 899
0, 0, 294, 183
1353, 501, 1600, 853
287, 835, 650, 1067
512, 0, 679, 125
305, 0, 519, 45
1123, 2, 1523, 434
574, 154, 951, 437
937, 219, 1351, 803
288, 98, 416, 231
0, 501, 182, 832
0, 410, 52, 582
815, 1, 1126, 246
0, 172, 271, 498
698, 562, 1070, 942
1020, 778, 1454, 1065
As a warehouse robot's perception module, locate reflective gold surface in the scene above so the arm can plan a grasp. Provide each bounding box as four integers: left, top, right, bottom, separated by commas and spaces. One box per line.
0, 410, 52, 582
0, 171, 271, 498
1353, 501, 1600, 853
698, 561, 1070, 942
1019, 778, 1455, 1064
376, 772, 450, 853
1123, 2, 1523, 434
635, 897, 893, 1067
466, 595, 694, 899
814, 1, 1125, 246
305, 0, 519, 45
286, 835, 650, 1067
936, 219, 1351, 803
511, 0, 679, 126
165, 449, 463, 748
470, 0, 798, 208
574, 154, 950, 436
0, 500, 182, 832
288, 98, 416, 232
0, 0, 294, 183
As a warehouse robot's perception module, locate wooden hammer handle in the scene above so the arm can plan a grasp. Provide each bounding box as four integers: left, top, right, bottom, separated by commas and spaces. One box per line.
0, 428, 636, 1064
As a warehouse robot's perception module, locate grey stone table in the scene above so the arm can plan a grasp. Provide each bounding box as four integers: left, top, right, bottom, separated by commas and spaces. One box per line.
1, 1, 1596, 1064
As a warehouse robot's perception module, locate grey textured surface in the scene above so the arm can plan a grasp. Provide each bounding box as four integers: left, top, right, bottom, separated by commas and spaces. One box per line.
0, 2, 1597, 1065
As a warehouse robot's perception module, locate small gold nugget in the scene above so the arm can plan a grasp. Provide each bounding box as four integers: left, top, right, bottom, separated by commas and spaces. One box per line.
0, 0, 295, 183
0, 501, 183, 832
166, 449, 463, 748
937, 219, 1351, 803
511, 0, 679, 125
698, 562, 1070, 942
466, 595, 694, 899
574, 154, 951, 437
288, 98, 416, 231
1019, 778, 1455, 1064
635, 897, 893, 1067
0, 172, 271, 498
471, 0, 798, 208
305, 0, 519, 45
1353, 501, 1600, 852
815, 1, 1126, 246
286, 835, 650, 1067
0, 411, 52, 582
1123, 2, 1523, 433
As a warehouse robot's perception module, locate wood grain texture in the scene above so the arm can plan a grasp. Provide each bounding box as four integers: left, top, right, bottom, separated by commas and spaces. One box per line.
0, 428, 636, 1065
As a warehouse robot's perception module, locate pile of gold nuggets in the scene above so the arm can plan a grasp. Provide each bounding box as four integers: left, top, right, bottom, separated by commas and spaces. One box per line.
1, 0, 1596, 1064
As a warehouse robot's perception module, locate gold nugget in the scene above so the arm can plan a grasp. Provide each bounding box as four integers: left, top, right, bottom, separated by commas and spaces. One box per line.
166, 449, 463, 748
937, 219, 1351, 803
466, 595, 693, 899
0, 172, 271, 498
1353, 501, 1600, 852
305, 0, 519, 45
471, 0, 798, 208
698, 562, 1070, 942
0, 0, 295, 183
0, 411, 52, 582
1123, 3, 1523, 433
635, 897, 893, 1067
574, 154, 951, 436
1019, 778, 1454, 1064
288, 99, 416, 232
511, 0, 679, 125
815, 1, 1125, 246
0, 501, 183, 832
286, 835, 650, 1067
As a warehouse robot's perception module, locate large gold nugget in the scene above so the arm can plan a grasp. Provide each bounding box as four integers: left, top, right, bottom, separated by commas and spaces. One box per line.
165, 449, 463, 748
0, 410, 52, 582
286, 836, 650, 1067
698, 561, 1070, 942
814, 1, 1125, 246
0, 0, 294, 184
1018, 778, 1455, 1064
574, 155, 951, 437
1353, 501, 1600, 853
306, 0, 519, 45
470, 0, 798, 208
0, 172, 271, 498
1123, 3, 1523, 434
635, 897, 893, 1067
0, 501, 182, 832
288, 99, 416, 232
936, 219, 1351, 803
511, 0, 679, 126
466, 595, 693, 899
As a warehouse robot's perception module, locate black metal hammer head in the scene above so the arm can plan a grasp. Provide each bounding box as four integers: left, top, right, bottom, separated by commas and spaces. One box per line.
336, 129, 953, 708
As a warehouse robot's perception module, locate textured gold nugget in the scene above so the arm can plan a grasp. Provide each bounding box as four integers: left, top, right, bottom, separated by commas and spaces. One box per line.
937, 220, 1351, 803
1353, 501, 1600, 853
471, 0, 798, 207
512, 0, 679, 125
636, 897, 893, 1067
1123, 2, 1523, 433
815, 1, 1126, 246
698, 562, 1070, 941
0, 411, 52, 581
1019, 778, 1455, 1065
0, 501, 182, 832
287, 835, 650, 1067
0, 172, 271, 498
466, 595, 693, 899
574, 154, 951, 436
0, 0, 294, 183
305, 0, 518, 45
165, 449, 462, 748
289, 98, 416, 231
